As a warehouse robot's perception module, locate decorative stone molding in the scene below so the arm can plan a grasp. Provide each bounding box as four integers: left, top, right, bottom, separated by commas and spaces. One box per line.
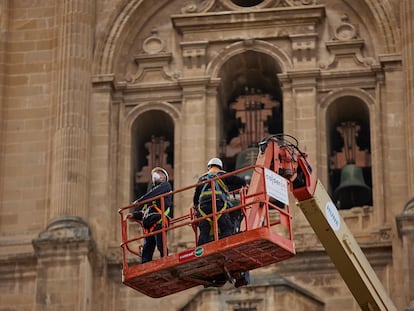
180, 41, 208, 72
172, 6, 325, 43
220, 0, 276, 11
289, 33, 318, 68
179, 0, 217, 13
226, 298, 263, 311
32, 216, 104, 275
125, 29, 175, 83
32, 216, 98, 261
322, 14, 374, 70
218, 0, 317, 11
142, 28, 165, 55
91, 73, 116, 93
180, 2, 198, 14
397, 196, 414, 238
378, 53, 403, 72
285, 68, 320, 89
185, 274, 325, 311
178, 76, 214, 95
333, 14, 358, 41
129, 53, 174, 83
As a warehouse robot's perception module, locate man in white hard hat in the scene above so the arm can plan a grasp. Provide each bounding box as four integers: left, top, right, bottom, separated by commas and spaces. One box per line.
132, 167, 172, 263
193, 158, 246, 246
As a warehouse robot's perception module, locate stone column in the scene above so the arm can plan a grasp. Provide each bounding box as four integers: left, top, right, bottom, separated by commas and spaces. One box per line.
401, 0, 414, 194
32, 2, 97, 310
0, 0, 8, 154
49, 0, 94, 220
396, 198, 414, 311
399, 4, 414, 308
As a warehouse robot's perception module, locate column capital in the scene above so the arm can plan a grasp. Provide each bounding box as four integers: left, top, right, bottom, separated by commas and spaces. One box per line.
397, 196, 414, 238
32, 216, 97, 260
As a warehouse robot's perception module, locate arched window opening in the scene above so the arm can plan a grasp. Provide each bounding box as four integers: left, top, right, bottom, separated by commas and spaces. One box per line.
217, 51, 283, 176
231, 0, 264, 7
131, 110, 174, 199
327, 97, 372, 209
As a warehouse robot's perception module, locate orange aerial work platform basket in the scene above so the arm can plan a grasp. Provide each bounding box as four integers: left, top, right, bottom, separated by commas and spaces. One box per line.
119, 165, 296, 298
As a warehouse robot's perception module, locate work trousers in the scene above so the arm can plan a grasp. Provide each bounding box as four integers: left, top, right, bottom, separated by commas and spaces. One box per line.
141, 223, 167, 263
197, 201, 233, 246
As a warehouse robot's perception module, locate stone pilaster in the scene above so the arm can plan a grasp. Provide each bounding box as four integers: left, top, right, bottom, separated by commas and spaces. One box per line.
401, 0, 414, 194
178, 77, 211, 184
35, 3, 97, 308
396, 198, 414, 310
378, 55, 405, 218
0, 0, 7, 147
278, 74, 295, 137
49, 0, 95, 219
287, 69, 320, 166
32, 217, 99, 311
176, 76, 212, 245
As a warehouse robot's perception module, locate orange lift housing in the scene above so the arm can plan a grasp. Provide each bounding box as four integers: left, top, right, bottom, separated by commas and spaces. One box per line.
119, 134, 397, 311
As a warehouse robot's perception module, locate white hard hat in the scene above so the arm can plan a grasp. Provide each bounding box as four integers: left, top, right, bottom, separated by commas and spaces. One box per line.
151, 167, 169, 182
207, 158, 223, 169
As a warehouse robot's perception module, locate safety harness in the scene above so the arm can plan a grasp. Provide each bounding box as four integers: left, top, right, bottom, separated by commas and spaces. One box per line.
197, 171, 230, 235
142, 201, 171, 234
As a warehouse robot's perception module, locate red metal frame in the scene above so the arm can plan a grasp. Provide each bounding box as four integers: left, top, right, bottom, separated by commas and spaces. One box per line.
119, 164, 296, 298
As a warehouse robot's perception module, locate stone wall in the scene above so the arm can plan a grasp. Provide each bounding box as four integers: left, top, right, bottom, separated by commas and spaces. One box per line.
0, 1, 413, 311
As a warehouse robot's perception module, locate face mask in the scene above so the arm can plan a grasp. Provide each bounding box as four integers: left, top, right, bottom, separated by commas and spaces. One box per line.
152, 172, 161, 184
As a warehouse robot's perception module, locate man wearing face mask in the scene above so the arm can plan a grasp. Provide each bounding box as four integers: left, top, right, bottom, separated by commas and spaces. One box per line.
132, 167, 172, 263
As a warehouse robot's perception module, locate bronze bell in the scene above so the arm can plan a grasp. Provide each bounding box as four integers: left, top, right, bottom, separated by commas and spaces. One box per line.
235, 147, 259, 184
333, 164, 372, 209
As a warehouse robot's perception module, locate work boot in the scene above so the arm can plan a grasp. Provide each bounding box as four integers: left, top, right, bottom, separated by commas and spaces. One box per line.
234, 271, 250, 288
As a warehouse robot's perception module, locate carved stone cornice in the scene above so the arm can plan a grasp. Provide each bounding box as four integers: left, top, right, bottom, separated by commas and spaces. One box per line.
178, 76, 213, 95
172, 5, 325, 42
378, 53, 403, 72
285, 68, 320, 89
91, 73, 116, 93
32, 216, 97, 260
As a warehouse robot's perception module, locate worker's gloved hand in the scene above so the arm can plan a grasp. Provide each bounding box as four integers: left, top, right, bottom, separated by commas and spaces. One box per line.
125, 213, 133, 220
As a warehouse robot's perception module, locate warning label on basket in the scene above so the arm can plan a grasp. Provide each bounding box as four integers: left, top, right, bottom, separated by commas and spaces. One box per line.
264, 168, 289, 205
178, 247, 204, 262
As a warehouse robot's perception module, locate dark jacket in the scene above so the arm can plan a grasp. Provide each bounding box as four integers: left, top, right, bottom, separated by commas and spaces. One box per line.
193, 169, 246, 206
133, 181, 172, 228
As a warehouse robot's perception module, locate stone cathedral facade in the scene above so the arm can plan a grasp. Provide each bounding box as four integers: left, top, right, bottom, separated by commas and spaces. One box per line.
0, 1, 413, 310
